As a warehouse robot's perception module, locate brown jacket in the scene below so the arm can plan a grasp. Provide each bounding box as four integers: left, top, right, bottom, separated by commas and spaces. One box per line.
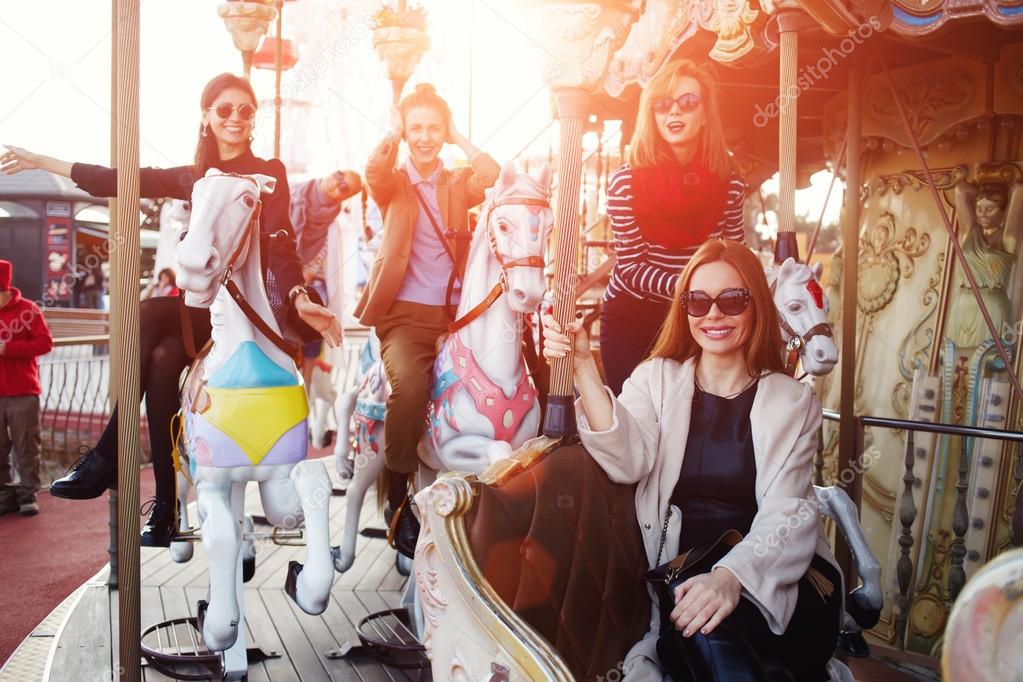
354, 135, 501, 326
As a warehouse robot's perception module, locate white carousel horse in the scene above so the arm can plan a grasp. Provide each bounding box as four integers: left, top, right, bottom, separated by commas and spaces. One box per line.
172, 170, 335, 666
332, 162, 554, 574
770, 255, 882, 657
766, 257, 839, 377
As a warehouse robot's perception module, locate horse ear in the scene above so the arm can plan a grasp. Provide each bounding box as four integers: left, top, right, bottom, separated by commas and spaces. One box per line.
251, 173, 277, 195
497, 161, 517, 190
811, 260, 824, 281
535, 162, 552, 192
779, 256, 798, 278
204, 167, 222, 178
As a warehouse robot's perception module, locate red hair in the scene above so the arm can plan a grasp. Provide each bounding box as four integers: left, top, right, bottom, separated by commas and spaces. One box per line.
648, 239, 784, 377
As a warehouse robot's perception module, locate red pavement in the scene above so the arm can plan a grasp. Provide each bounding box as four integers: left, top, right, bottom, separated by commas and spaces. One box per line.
0, 467, 156, 664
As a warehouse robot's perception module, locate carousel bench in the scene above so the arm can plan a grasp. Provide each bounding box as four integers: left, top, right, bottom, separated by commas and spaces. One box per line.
414, 437, 649, 681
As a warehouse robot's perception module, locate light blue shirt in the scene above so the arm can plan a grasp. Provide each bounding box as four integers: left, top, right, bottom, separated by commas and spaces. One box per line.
394, 159, 461, 306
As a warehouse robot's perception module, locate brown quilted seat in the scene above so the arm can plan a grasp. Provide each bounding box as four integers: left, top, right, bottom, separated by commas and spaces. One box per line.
464, 441, 650, 681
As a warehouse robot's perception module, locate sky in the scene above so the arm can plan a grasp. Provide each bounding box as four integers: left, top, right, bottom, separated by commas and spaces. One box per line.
0, 1, 555, 173
1, 0, 840, 223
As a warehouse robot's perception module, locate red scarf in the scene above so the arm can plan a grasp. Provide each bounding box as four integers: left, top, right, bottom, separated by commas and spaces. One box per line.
629, 161, 731, 250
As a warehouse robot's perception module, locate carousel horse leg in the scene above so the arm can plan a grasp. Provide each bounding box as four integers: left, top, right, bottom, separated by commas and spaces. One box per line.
332, 434, 385, 573
814, 485, 883, 628
197, 476, 242, 651
170, 470, 193, 563
286, 460, 334, 614
333, 390, 358, 481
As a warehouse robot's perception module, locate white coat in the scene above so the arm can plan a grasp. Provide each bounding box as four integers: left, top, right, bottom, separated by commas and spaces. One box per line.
576, 356, 841, 681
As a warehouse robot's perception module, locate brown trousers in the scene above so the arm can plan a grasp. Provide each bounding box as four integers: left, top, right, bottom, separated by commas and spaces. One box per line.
0, 395, 42, 494
376, 301, 449, 475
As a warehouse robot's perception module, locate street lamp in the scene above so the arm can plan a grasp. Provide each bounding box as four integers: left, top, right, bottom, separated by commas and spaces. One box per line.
217, 0, 276, 80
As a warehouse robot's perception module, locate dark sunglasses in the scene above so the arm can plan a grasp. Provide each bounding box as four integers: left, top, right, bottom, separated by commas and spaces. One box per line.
208, 102, 256, 120
652, 92, 702, 114
682, 288, 751, 317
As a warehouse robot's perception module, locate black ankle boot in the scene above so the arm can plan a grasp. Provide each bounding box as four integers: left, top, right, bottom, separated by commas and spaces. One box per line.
140, 498, 178, 548
384, 497, 420, 560
50, 447, 116, 499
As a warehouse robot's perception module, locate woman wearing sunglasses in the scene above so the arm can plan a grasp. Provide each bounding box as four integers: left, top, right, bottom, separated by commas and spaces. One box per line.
543, 238, 842, 681
600, 59, 747, 396
1, 73, 341, 546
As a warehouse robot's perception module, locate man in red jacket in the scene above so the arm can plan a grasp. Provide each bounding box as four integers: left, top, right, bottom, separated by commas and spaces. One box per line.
0, 259, 53, 516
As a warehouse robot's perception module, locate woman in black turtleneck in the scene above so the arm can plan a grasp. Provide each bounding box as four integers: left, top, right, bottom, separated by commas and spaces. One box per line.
1, 73, 342, 545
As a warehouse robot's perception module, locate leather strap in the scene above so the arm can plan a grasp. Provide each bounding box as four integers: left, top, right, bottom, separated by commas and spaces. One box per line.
407, 177, 471, 322
447, 282, 503, 334
181, 294, 198, 360
225, 278, 299, 357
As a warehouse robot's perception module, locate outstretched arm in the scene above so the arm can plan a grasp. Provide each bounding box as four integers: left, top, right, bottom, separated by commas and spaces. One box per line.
2, 145, 72, 177
2, 144, 192, 200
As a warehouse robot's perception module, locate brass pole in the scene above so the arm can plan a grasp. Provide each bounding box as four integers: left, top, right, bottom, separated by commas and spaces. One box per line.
837, 62, 864, 583
107, 0, 120, 590
113, 0, 142, 678
543, 89, 589, 438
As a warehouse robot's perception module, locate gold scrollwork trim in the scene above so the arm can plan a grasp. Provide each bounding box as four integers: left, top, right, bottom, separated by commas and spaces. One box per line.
427, 447, 575, 681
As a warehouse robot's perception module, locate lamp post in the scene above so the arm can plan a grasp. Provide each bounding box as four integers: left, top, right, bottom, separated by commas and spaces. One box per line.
217, 1, 276, 80
372, 0, 430, 103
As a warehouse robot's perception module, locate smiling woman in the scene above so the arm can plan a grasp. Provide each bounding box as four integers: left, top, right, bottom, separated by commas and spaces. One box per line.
598, 59, 749, 396
542, 239, 843, 681
0, 72, 341, 549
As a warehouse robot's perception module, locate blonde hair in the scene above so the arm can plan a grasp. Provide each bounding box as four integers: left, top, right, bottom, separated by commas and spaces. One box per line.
649, 239, 784, 377
627, 59, 737, 179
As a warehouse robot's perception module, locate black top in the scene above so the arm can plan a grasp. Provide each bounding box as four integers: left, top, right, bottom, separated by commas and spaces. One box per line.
70, 150, 304, 300
672, 380, 759, 552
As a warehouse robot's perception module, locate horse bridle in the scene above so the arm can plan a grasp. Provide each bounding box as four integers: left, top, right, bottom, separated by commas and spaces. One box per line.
447, 195, 550, 334
180, 173, 299, 359
773, 279, 833, 376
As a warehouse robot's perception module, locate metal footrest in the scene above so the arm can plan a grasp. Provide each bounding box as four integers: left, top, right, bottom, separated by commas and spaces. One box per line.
356, 607, 428, 670
141, 616, 223, 680
141, 615, 281, 680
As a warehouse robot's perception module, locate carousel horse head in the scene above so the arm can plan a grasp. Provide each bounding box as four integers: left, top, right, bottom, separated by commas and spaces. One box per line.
175, 169, 276, 308
768, 257, 838, 376
480, 161, 554, 314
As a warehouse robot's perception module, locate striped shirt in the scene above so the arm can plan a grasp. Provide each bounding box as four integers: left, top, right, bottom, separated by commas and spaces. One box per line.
604, 164, 747, 304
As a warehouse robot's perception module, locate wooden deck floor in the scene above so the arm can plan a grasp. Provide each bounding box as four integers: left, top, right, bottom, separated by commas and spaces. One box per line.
47, 461, 421, 681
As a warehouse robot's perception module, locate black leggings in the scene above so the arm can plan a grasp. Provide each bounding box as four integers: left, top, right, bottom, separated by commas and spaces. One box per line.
94, 296, 211, 505
657, 555, 843, 681
599, 294, 672, 396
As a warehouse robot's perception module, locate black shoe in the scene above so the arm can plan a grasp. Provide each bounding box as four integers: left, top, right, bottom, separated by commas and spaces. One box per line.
384, 496, 420, 560
50, 447, 116, 499
0, 487, 17, 515
140, 498, 178, 548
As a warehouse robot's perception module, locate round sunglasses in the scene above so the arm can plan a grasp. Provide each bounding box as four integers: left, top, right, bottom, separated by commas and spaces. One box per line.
207, 102, 256, 121
682, 288, 751, 317
652, 92, 702, 114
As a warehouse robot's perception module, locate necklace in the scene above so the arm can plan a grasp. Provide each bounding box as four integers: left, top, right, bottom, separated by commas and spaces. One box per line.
694, 373, 757, 400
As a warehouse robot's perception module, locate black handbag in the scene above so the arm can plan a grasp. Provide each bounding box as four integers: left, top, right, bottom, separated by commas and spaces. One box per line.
645, 528, 744, 620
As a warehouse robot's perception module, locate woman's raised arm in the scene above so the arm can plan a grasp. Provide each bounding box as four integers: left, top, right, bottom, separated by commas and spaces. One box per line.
2, 145, 193, 200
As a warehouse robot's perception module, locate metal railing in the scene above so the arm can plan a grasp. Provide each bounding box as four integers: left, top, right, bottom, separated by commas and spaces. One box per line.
37, 336, 126, 482
820, 409, 1023, 659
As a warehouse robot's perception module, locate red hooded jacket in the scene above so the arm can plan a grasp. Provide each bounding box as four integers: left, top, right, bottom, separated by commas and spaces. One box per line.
0, 288, 53, 397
